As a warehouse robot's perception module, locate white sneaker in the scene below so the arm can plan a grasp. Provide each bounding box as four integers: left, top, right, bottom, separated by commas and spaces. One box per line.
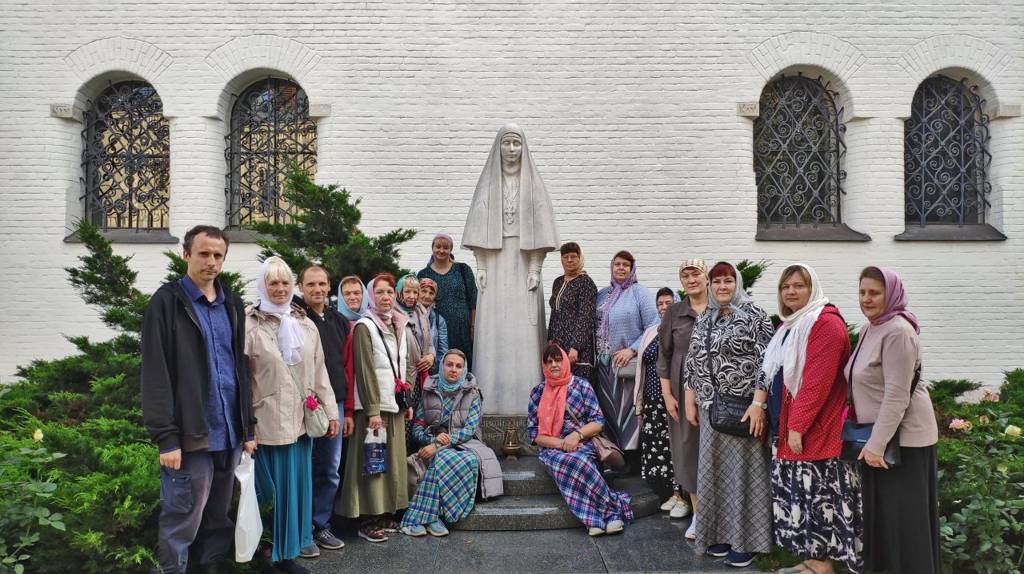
685, 518, 697, 540
670, 501, 692, 519
659, 497, 678, 512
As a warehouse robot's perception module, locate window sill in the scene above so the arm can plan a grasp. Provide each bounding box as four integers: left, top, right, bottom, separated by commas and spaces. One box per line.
63, 229, 179, 244
755, 224, 871, 242
224, 229, 269, 243
895, 224, 1007, 241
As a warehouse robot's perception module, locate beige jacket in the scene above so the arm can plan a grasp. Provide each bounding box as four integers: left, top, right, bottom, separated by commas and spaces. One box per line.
844, 316, 938, 454
245, 305, 339, 446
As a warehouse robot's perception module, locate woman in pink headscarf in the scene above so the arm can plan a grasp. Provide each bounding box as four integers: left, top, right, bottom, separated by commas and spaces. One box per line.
844, 266, 939, 574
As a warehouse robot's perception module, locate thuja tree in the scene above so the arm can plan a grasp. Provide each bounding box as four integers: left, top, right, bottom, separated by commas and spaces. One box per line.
0, 221, 243, 574
250, 167, 417, 284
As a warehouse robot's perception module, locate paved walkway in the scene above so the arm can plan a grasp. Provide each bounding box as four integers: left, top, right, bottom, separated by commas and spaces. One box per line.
305, 513, 757, 573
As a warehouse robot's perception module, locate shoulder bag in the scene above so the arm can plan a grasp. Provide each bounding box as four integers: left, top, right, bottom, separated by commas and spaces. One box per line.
839, 335, 921, 468
706, 323, 755, 437
567, 404, 625, 469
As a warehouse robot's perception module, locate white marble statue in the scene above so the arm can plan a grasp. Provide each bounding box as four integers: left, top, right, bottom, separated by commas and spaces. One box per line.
463, 124, 559, 414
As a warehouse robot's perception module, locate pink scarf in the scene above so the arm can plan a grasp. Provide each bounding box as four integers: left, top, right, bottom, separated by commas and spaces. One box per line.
869, 266, 920, 334
537, 346, 573, 437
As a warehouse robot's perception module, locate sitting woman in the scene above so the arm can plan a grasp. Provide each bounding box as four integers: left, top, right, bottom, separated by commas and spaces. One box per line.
400, 349, 503, 537
528, 343, 633, 537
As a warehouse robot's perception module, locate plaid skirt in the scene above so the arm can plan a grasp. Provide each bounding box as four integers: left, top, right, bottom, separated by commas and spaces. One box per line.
538, 442, 633, 529
400, 447, 479, 527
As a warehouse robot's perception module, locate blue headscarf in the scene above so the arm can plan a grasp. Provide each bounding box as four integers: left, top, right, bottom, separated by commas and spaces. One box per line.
599, 251, 639, 344
336, 275, 368, 322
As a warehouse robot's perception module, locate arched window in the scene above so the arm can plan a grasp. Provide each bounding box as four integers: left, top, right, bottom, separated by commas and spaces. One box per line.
225, 78, 317, 227
754, 74, 846, 228
904, 76, 991, 227
81, 81, 170, 230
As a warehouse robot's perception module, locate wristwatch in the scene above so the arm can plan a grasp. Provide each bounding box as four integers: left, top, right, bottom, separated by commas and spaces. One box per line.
751, 400, 767, 410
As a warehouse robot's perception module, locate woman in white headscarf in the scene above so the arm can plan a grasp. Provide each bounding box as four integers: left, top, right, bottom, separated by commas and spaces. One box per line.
245, 256, 339, 574
463, 124, 559, 414
763, 264, 862, 574
682, 261, 774, 568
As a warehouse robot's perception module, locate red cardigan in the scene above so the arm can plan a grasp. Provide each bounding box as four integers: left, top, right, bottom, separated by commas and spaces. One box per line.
774, 306, 851, 461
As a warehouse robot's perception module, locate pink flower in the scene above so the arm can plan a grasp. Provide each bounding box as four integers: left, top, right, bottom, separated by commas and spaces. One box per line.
981, 390, 1000, 402
948, 418, 973, 432
305, 395, 320, 411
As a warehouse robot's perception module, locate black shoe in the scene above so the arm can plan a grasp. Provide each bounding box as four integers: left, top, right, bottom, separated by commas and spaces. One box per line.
276, 559, 312, 574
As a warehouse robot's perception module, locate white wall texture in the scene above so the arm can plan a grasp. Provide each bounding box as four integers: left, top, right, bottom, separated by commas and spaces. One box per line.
0, 1, 1021, 386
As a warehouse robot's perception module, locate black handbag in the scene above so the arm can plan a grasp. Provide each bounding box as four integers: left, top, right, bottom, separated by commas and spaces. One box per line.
839, 336, 921, 468
704, 327, 755, 438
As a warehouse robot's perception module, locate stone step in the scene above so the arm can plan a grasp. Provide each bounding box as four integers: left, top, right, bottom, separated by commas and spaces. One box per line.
455, 457, 662, 531
500, 456, 559, 496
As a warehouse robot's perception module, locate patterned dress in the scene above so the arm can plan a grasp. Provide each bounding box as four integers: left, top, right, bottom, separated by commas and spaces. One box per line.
683, 302, 775, 554
547, 274, 598, 380
418, 261, 477, 368
639, 335, 676, 498
528, 377, 634, 529
400, 392, 482, 527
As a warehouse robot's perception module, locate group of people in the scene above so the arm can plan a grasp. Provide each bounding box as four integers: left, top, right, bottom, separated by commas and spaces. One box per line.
141, 224, 940, 574
538, 244, 941, 574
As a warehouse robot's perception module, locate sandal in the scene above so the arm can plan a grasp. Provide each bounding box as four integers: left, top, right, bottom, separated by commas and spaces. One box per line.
358, 525, 388, 543
376, 517, 400, 533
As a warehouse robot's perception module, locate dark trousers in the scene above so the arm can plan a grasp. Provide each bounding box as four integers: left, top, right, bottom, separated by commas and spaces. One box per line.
157, 446, 242, 574
311, 404, 345, 533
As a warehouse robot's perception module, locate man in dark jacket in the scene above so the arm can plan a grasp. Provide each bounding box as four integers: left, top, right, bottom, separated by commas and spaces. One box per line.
141, 225, 257, 574
293, 265, 351, 556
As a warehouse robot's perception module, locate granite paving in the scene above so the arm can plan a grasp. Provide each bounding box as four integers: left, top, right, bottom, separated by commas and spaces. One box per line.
305, 512, 757, 573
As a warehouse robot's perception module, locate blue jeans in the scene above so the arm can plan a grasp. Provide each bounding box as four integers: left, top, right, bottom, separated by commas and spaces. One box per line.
310, 405, 344, 532
157, 446, 242, 574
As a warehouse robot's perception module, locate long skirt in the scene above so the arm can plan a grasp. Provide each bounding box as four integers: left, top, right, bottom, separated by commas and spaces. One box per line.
594, 354, 640, 450
254, 436, 313, 562
694, 409, 772, 554
538, 443, 634, 529
337, 410, 409, 519
640, 389, 677, 499
772, 457, 863, 572
861, 445, 941, 574
400, 448, 479, 527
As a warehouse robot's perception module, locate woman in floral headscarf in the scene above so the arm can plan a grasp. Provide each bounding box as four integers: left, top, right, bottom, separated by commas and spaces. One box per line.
844, 266, 938, 574
594, 250, 658, 454
683, 261, 774, 568
337, 273, 413, 543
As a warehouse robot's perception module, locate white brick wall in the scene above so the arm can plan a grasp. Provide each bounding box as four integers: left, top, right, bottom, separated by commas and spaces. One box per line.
0, 1, 1021, 387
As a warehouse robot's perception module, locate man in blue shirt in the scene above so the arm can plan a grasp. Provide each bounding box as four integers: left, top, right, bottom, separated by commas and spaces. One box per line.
142, 226, 257, 574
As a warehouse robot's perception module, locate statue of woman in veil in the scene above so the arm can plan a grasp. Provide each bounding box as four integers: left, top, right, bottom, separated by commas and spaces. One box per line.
463, 124, 560, 414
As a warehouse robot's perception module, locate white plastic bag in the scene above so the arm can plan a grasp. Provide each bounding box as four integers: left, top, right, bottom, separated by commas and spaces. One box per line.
234, 452, 262, 562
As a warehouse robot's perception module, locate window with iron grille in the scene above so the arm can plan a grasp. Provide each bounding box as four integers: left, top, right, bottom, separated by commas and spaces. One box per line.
754, 74, 846, 228
225, 78, 317, 228
904, 75, 991, 227
81, 81, 170, 231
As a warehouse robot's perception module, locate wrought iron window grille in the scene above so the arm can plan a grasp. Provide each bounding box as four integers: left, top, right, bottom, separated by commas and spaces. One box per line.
754, 74, 847, 228
80, 81, 170, 231
904, 75, 991, 227
225, 77, 317, 228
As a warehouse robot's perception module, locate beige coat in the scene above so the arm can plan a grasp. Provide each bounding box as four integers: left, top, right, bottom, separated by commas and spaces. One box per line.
245, 305, 339, 446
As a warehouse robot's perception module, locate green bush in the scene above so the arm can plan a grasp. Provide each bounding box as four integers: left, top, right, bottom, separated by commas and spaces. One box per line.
933, 372, 1024, 574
